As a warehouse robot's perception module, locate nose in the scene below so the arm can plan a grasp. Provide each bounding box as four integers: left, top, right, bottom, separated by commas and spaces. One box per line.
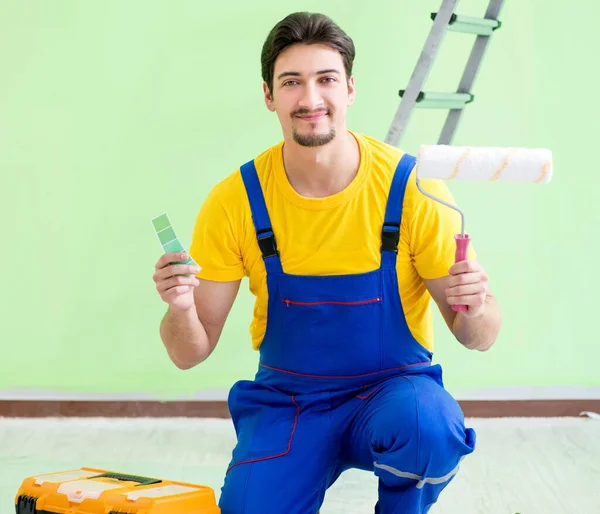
298, 82, 325, 112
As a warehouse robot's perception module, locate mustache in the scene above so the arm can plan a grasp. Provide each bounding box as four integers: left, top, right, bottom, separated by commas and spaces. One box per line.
291, 107, 332, 117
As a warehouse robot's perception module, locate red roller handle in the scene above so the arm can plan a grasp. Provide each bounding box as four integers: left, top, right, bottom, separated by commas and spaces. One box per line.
453, 234, 471, 312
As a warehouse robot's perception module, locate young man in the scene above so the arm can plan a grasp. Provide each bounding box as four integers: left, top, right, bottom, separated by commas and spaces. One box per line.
153, 11, 501, 514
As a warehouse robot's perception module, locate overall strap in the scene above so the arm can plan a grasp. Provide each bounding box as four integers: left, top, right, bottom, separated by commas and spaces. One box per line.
239, 160, 283, 274
381, 152, 417, 269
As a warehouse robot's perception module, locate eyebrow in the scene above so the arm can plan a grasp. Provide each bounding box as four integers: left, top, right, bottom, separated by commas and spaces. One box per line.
277, 69, 341, 80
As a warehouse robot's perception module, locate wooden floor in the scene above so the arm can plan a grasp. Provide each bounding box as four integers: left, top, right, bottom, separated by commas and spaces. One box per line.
2, 416, 599, 513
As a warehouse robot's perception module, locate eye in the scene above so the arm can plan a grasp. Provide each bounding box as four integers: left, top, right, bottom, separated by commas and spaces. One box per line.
321, 77, 337, 83
283, 80, 299, 87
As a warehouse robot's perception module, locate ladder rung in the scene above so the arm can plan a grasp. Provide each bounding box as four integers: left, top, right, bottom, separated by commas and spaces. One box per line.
452, 14, 500, 28
431, 12, 501, 36
398, 91, 474, 109
449, 21, 494, 36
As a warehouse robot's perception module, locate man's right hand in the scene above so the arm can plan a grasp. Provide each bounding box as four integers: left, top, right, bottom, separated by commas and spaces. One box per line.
153, 252, 201, 312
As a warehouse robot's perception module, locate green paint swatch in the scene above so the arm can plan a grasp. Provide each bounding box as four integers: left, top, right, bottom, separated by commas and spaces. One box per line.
151, 213, 198, 267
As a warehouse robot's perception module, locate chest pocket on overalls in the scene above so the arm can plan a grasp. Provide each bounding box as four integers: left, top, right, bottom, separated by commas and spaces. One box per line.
278, 277, 385, 374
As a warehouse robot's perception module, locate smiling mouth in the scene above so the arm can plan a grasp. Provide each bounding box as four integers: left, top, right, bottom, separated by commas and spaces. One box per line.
296, 112, 328, 121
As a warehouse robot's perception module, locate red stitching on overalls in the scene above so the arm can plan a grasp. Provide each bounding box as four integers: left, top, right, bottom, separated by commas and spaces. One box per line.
225, 396, 300, 473
356, 385, 382, 400
259, 361, 430, 379
282, 297, 383, 307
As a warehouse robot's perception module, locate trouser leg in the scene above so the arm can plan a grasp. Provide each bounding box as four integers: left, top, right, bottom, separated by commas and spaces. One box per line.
219, 381, 339, 514
340, 372, 476, 513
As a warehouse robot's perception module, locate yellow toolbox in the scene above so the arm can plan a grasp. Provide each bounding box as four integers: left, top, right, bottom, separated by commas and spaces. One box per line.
15, 467, 220, 513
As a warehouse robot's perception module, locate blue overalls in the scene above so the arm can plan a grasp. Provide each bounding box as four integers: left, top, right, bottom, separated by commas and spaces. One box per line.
218, 153, 476, 514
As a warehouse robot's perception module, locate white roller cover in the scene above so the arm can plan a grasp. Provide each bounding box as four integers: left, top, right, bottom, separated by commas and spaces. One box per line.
416, 144, 553, 183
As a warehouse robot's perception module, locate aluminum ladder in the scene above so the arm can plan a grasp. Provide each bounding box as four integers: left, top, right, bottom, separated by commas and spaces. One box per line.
384, 0, 506, 147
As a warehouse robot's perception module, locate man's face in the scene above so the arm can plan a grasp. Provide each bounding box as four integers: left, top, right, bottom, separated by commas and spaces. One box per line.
264, 43, 355, 147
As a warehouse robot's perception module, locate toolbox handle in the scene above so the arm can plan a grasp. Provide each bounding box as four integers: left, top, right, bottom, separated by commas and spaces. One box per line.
91, 472, 162, 486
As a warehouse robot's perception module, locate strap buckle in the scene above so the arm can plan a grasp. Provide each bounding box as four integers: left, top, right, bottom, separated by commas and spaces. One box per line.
381, 223, 400, 253
257, 229, 279, 258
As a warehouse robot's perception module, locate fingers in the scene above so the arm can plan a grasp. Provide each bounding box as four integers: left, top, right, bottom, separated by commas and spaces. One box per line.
154, 263, 200, 282
446, 260, 490, 317
154, 253, 200, 279
447, 270, 488, 287
445, 280, 487, 298
449, 259, 481, 275
446, 268, 488, 316
155, 272, 200, 294
155, 252, 193, 271
153, 252, 201, 299
161, 285, 195, 303
446, 292, 487, 308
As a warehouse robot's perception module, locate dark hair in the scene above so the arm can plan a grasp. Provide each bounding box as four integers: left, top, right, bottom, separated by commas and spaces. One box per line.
261, 12, 356, 94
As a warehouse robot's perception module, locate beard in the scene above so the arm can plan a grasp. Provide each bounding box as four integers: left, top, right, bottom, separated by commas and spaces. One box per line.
292, 126, 336, 147
291, 108, 336, 147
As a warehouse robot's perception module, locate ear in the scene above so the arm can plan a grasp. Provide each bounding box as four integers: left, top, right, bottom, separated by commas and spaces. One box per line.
347, 76, 356, 106
263, 82, 276, 112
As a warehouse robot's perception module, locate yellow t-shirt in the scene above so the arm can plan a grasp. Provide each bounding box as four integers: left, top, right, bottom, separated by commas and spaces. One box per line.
189, 131, 475, 352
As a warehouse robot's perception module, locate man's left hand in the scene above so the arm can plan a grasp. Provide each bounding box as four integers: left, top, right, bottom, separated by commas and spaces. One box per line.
445, 260, 489, 317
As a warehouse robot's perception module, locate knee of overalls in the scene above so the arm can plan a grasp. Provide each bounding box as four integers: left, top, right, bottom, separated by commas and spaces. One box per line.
364, 374, 476, 489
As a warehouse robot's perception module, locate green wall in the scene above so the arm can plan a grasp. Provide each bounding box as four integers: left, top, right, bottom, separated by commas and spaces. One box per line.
1, 0, 597, 399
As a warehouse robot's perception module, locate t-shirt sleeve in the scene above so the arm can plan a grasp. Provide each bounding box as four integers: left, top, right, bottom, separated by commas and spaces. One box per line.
188, 185, 245, 282
407, 176, 477, 280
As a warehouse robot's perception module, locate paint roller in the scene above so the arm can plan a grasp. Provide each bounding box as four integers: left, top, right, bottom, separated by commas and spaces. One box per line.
414, 144, 553, 312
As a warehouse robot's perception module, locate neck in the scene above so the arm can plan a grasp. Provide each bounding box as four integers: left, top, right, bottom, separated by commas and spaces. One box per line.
282, 130, 360, 198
